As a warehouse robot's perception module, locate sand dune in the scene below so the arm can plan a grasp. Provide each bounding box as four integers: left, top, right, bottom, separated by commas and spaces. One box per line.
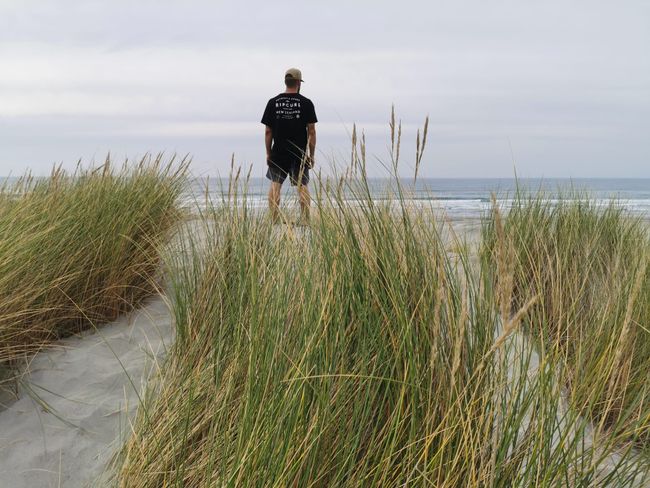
0, 218, 647, 486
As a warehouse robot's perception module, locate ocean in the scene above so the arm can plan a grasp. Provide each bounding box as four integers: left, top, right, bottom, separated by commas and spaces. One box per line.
2, 175, 648, 220
185, 177, 650, 220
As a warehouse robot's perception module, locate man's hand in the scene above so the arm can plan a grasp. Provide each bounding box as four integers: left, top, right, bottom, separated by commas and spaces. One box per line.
265, 126, 273, 165
307, 123, 316, 169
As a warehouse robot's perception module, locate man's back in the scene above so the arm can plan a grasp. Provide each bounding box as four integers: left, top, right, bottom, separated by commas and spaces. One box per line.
261, 93, 317, 166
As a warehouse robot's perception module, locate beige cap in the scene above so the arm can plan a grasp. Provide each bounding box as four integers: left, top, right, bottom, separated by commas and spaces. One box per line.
285, 68, 304, 82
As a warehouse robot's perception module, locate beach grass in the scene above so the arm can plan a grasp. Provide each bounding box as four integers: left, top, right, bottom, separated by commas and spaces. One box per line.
112, 170, 649, 487
481, 193, 650, 454
0, 155, 186, 367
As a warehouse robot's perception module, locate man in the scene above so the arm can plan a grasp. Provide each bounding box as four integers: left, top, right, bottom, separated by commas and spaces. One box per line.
261, 68, 317, 224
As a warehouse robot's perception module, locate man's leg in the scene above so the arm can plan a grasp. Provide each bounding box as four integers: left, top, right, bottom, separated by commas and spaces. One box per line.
297, 184, 310, 223
268, 181, 282, 223
291, 162, 311, 224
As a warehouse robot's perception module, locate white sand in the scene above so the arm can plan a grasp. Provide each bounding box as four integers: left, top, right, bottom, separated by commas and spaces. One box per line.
0, 297, 173, 488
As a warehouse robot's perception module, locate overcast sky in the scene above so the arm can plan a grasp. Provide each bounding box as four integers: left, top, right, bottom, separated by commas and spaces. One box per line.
0, 0, 648, 177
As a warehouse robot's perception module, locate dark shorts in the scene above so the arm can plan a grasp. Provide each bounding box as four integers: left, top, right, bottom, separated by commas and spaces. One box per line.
266, 161, 310, 186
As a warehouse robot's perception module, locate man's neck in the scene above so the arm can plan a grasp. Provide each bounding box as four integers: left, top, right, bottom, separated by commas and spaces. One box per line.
284, 89, 299, 95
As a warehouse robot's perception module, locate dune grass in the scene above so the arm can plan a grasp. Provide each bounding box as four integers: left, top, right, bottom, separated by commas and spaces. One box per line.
482, 194, 650, 454
113, 170, 649, 487
0, 156, 186, 367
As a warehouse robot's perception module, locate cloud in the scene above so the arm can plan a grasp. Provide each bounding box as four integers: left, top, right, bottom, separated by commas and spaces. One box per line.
0, 0, 648, 176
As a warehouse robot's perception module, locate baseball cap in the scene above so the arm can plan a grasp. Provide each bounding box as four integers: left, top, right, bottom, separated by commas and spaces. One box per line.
285, 68, 304, 82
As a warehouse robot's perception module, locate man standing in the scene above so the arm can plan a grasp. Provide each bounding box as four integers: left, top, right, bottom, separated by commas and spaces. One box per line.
261, 68, 317, 224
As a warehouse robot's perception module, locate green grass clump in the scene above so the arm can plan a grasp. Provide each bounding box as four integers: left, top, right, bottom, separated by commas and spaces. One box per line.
482, 194, 650, 451
113, 173, 648, 487
0, 156, 186, 365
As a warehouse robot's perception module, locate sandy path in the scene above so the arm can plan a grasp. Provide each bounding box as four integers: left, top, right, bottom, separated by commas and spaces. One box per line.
0, 297, 173, 488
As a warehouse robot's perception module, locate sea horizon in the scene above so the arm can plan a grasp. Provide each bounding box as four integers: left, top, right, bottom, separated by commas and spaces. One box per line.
3, 175, 648, 220
186, 176, 650, 220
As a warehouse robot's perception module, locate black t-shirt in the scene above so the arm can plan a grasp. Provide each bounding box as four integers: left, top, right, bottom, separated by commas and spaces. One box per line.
261, 93, 317, 167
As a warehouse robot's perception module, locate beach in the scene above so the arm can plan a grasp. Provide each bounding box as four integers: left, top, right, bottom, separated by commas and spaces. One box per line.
1, 177, 649, 486
3, 0, 649, 484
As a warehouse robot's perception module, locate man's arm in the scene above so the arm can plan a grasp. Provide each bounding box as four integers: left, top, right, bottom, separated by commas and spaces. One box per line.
265, 125, 273, 163
307, 123, 316, 167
